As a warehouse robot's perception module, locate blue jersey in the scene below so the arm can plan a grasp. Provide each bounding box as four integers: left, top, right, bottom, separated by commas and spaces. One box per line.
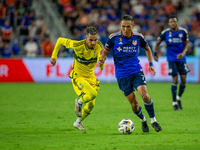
105, 31, 148, 79
157, 27, 189, 62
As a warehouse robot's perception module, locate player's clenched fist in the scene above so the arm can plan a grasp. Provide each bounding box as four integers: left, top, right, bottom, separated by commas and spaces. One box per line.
50, 58, 57, 66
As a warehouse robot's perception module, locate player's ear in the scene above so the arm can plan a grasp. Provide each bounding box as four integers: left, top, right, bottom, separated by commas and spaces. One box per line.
132, 23, 135, 29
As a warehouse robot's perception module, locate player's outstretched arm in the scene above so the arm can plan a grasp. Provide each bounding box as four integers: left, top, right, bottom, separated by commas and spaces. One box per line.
50, 37, 70, 66
98, 48, 109, 67
177, 42, 188, 59
154, 41, 161, 62
144, 46, 156, 76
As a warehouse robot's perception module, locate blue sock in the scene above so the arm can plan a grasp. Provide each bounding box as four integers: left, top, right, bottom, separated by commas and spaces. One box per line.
171, 83, 177, 102
178, 84, 186, 97
144, 99, 155, 118
133, 106, 144, 120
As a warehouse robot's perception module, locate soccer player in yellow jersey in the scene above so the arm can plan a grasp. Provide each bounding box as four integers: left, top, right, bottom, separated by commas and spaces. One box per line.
50, 26, 105, 130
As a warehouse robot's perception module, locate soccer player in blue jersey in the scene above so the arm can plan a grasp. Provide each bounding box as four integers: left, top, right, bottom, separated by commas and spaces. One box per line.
154, 16, 190, 111
98, 14, 162, 132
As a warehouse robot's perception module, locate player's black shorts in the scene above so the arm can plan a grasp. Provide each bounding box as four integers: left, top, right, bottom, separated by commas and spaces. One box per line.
168, 61, 190, 76
117, 71, 147, 97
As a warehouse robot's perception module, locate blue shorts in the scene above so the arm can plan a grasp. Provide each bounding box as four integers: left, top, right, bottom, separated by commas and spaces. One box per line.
168, 61, 190, 76
117, 72, 147, 97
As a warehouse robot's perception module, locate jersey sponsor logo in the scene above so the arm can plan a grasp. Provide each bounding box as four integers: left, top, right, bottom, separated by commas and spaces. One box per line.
117, 47, 122, 52
74, 53, 97, 65
168, 38, 182, 43
122, 46, 137, 52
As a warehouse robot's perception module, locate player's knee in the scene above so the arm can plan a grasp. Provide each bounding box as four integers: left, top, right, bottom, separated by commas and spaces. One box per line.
132, 103, 138, 112
141, 93, 150, 102
181, 79, 186, 84
90, 90, 97, 100
87, 101, 95, 112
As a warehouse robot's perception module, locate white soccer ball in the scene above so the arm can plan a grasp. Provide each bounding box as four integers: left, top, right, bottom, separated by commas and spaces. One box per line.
118, 119, 135, 134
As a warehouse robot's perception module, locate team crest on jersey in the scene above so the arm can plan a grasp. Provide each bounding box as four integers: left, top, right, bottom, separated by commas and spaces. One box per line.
119, 37, 123, 44
79, 83, 83, 87
132, 40, 137, 46
179, 34, 183, 38
93, 50, 96, 54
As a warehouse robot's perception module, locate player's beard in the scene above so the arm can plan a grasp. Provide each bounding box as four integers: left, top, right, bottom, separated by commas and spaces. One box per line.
171, 26, 178, 31
90, 45, 95, 49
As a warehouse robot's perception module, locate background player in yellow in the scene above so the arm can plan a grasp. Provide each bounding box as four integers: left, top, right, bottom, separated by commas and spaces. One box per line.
50, 26, 105, 130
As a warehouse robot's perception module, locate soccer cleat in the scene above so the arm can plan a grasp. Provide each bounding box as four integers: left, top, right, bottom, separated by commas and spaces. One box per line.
141, 120, 149, 133
75, 98, 82, 117
73, 122, 87, 131
177, 100, 183, 109
151, 122, 162, 132
176, 96, 183, 109
173, 104, 179, 111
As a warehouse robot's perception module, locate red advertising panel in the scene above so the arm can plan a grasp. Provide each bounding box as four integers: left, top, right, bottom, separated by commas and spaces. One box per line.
0, 59, 34, 82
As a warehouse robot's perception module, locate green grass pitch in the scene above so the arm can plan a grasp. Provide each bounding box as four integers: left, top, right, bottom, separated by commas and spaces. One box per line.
0, 82, 200, 150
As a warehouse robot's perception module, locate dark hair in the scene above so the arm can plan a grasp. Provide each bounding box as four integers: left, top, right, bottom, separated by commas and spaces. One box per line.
121, 14, 134, 23
168, 15, 178, 22
86, 26, 98, 35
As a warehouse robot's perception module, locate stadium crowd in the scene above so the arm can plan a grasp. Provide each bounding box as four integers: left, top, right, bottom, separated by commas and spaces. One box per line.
0, 0, 53, 58
0, 0, 200, 58
53, 0, 200, 57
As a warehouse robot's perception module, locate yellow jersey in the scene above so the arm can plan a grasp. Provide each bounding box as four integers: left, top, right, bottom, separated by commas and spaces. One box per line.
51, 37, 105, 77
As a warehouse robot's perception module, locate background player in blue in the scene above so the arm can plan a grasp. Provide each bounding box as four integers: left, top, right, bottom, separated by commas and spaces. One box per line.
154, 15, 190, 111
98, 14, 162, 132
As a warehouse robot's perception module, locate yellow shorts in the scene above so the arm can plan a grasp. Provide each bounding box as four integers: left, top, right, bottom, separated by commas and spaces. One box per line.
69, 70, 100, 97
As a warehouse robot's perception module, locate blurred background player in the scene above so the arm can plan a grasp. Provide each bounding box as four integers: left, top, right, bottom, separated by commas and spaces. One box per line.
50, 26, 105, 130
154, 16, 190, 111
98, 14, 162, 133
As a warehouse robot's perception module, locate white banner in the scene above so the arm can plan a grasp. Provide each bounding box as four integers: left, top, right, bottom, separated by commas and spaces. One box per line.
22, 57, 199, 83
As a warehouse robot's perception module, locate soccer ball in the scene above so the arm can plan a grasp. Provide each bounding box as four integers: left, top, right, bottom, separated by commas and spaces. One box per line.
118, 119, 135, 134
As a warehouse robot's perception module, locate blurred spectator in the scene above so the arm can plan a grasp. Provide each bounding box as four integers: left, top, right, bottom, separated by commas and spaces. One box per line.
6, 1, 17, 26
0, 2, 6, 26
1, 19, 13, 43
63, 1, 74, 22
41, 35, 54, 57
57, 0, 71, 15
20, 10, 35, 35
35, 15, 47, 36
88, 8, 99, 25
15, 1, 27, 17
131, 1, 145, 15
5, 0, 18, 7
0, 40, 3, 57
186, 42, 194, 56
24, 37, 38, 57
28, 20, 37, 37
191, 16, 200, 34
12, 32, 20, 55
163, 0, 175, 15
2, 42, 13, 58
